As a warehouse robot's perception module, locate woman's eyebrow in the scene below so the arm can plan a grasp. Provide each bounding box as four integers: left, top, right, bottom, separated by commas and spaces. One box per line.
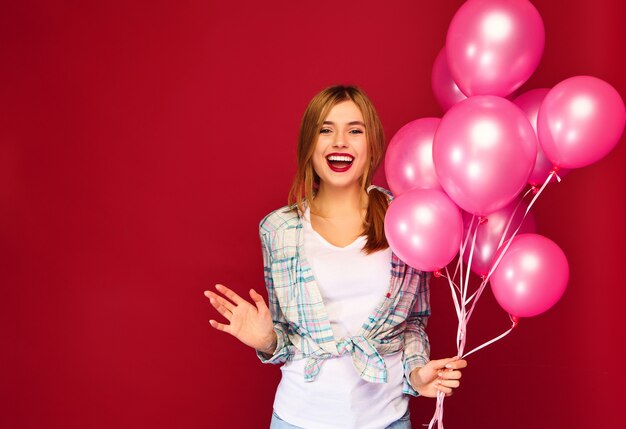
322, 120, 366, 126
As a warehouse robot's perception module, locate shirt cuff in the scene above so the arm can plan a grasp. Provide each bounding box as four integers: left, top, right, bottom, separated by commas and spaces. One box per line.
402, 354, 430, 397
255, 328, 289, 364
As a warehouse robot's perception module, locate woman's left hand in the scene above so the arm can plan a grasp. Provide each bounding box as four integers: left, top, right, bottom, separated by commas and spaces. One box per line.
409, 356, 467, 397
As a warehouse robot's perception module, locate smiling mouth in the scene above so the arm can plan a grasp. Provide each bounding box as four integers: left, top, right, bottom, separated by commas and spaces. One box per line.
326, 154, 354, 172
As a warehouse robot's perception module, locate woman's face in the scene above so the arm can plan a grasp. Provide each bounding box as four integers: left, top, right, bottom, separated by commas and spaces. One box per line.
312, 100, 369, 190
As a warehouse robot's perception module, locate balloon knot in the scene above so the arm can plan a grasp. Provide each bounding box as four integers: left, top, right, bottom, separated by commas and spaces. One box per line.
433, 270, 443, 278
550, 166, 563, 183
511, 315, 520, 328
531, 185, 539, 195
478, 216, 488, 225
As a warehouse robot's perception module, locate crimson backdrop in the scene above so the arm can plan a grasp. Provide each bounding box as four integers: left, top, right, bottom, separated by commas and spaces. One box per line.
1, 1, 624, 428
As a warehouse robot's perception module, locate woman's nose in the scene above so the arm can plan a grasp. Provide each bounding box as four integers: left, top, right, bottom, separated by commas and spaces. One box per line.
332, 131, 348, 148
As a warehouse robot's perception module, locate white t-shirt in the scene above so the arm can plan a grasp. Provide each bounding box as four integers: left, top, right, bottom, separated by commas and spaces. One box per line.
273, 208, 408, 429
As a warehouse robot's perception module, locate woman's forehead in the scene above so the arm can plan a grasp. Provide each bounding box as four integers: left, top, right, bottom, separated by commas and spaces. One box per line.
323, 100, 364, 122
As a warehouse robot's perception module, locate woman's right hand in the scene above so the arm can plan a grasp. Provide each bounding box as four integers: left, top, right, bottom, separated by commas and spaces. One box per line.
204, 284, 276, 354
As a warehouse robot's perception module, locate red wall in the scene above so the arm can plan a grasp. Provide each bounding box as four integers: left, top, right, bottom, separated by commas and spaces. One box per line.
1, 1, 624, 428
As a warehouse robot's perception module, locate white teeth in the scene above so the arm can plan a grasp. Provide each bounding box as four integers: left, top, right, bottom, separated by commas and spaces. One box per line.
327, 155, 354, 162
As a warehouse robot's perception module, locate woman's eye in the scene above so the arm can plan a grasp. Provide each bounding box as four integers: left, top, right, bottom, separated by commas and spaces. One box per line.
349, 129, 364, 134
320, 128, 332, 134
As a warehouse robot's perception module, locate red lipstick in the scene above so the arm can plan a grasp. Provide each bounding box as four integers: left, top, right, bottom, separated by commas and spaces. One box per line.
325, 152, 354, 173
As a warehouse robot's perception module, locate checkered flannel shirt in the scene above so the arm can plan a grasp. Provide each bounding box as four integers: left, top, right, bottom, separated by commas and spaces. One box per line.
256, 187, 431, 396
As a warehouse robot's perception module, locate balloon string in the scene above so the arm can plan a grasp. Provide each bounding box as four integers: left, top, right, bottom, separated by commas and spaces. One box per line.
458, 222, 479, 356
463, 221, 480, 307
442, 266, 462, 296
463, 287, 480, 306
462, 315, 518, 359
465, 173, 556, 349
452, 216, 475, 278
485, 170, 556, 284
468, 175, 554, 320
427, 390, 446, 429
442, 267, 462, 321
427, 172, 557, 429
496, 187, 535, 250
453, 215, 476, 281
427, 223, 479, 429
464, 173, 555, 338
442, 267, 464, 351
465, 277, 488, 322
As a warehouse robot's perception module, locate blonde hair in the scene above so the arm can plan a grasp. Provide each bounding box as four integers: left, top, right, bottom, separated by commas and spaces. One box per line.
287, 85, 389, 254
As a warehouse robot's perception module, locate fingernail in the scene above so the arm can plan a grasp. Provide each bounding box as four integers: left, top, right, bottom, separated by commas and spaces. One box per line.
438, 372, 443, 377
445, 364, 452, 369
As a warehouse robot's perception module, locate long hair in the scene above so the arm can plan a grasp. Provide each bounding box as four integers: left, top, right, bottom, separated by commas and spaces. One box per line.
287, 85, 389, 254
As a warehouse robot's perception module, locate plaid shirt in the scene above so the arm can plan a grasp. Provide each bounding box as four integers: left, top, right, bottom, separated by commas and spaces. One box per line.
256, 188, 431, 397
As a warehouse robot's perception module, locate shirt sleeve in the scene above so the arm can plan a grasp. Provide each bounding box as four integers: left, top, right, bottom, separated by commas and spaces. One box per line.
402, 270, 432, 396
255, 228, 294, 364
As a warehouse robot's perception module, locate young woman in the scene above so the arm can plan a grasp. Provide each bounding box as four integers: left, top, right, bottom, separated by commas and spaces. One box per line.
204, 85, 467, 429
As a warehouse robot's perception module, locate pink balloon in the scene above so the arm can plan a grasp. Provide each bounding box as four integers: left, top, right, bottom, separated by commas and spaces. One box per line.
462, 198, 536, 276
432, 47, 467, 112
385, 118, 443, 196
385, 189, 462, 272
513, 88, 570, 185
490, 234, 569, 318
446, 0, 545, 97
433, 96, 537, 216
537, 75, 626, 169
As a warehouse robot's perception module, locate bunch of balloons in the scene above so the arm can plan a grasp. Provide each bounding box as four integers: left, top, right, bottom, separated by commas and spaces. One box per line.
384, 2, 624, 425
385, 0, 625, 320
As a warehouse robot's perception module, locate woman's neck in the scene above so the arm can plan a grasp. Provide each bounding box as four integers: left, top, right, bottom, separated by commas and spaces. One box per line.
311, 183, 367, 218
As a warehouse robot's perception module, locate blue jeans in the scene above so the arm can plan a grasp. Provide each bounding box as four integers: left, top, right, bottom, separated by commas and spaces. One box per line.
270, 409, 411, 429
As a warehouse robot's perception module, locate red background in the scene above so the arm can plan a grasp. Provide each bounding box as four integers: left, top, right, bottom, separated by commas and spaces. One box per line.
1, 1, 624, 428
